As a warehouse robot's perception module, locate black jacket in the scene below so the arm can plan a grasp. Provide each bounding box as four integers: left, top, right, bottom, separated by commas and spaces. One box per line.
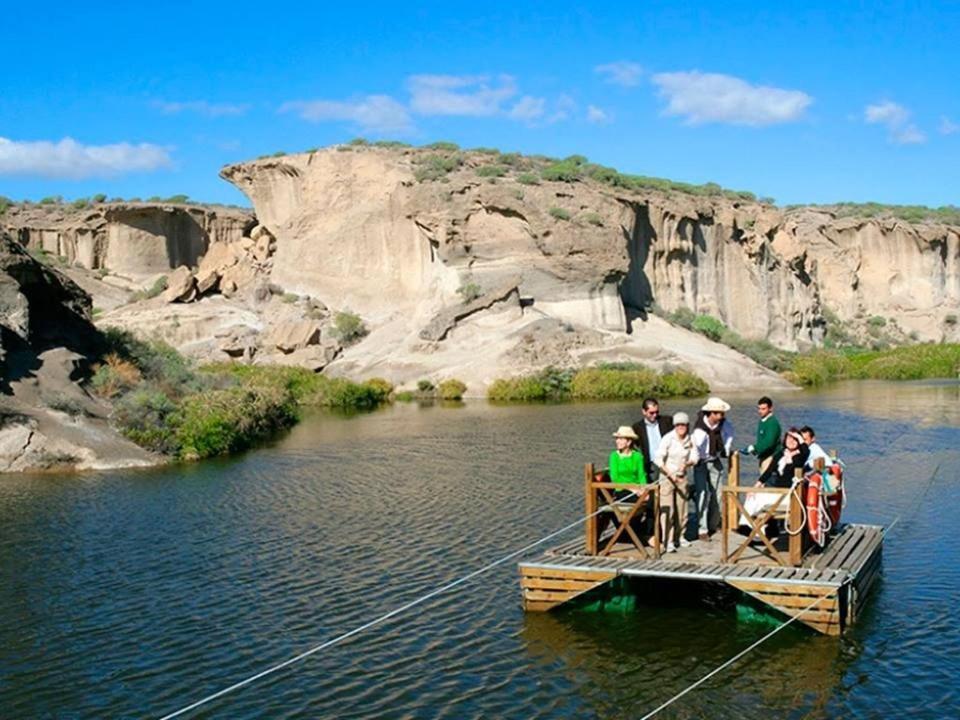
631, 415, 674, 471
760, 444, 810, 487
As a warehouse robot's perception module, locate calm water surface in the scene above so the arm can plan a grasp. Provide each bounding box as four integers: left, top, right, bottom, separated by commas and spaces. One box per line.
1, 381, 959, 719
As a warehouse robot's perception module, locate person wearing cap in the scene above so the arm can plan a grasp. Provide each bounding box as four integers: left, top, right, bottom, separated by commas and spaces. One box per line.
653, 412, 700, 552
741, 396, 782, 474
689, 397, 734, 541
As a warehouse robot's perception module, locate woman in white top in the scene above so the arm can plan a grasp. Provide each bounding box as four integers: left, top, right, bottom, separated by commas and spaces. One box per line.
654, 412, 700, 552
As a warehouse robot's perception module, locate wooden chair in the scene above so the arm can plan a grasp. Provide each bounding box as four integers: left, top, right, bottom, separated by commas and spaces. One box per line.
720, 455, 809, 567
583, 463, 661, 558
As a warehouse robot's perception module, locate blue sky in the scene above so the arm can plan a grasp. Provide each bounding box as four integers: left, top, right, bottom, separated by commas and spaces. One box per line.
1, 1, 958, 207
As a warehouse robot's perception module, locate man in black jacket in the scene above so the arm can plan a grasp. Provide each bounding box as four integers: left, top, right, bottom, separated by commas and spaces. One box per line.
632, 397, 674, 483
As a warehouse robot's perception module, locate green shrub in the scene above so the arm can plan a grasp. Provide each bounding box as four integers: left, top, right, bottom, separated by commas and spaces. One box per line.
91, 354, 143, 398
39, 196, 62, 205
516, 172, 540, 185
0, 195, 12, 214
272, 151, 287, 157
654, 369, 710, 397
789, 351, 853, 386
372, 139, 411, 148
471, 146, 500, 155
113, 387, 178, 453
488, 376, 550, 402
130, 276, 168, 302
395, 390, 415, 402
692, 314, 726, 341
548, 207, 571, 221
946, 314, 958, 326
282, 292, 299, 303
172, 385, 298, 460
72, 198, 89, 209
583, 211, 603, 226
867, 315, 887, 328
438, 379, 467, 400
457, 281, 482, 303
100, 328, 198, 393
540, 160, 583, 183
319, 378, 383, 409
475, 164, 507, 177
414, 153, 464, 182
417, 379, 435, 394
349, 137, 369, 146
425, 141, 460, 151
363, 377, 394, 402
165, 194, 190, 204
664, 306, 696, 330
330, 311, 368, 344
570, 367, 658, 400
92, 193, 107, 203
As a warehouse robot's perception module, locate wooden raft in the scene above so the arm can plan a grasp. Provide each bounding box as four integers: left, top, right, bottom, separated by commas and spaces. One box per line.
519, 457, 884, 636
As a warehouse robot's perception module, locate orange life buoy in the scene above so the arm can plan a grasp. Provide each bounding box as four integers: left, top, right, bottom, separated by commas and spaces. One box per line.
806, 473, 826, 546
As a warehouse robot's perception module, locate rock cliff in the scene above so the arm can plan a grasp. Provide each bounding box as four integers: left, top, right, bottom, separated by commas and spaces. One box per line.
2, 202, 254, 276
216, 147, 958, 374
0, 230, 154, 472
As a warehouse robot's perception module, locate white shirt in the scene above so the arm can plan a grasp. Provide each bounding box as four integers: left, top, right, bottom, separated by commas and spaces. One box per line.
805, 441, 835, 470
654, 430, 700, 477
692, 418, 734, 461
644, 420, 663, 462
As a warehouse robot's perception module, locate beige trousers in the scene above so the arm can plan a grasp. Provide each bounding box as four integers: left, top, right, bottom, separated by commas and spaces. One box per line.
659, 476, 689, 548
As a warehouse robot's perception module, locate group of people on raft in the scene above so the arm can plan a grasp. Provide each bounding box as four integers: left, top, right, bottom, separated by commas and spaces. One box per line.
605, 395, 836, 552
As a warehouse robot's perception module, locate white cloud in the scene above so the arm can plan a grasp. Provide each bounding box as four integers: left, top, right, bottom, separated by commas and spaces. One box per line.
586, 105, 609, 123
864, 101, 927, 144
939, 116, 959, 135
278, 95, 413, 133
154, 100, 249, 117
595, 61, 643, 87
651, 71, 812, 126
509, 96, 545, 121
407, 74, 517, 116
0, 137, 172, 178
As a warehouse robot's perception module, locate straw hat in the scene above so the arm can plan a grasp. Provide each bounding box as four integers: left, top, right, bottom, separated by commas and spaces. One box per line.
672, 411, 690, 425
612, 425, 639, 440
701, 397, 731, 413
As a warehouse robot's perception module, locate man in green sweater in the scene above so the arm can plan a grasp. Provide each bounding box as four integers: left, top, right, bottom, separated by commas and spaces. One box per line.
743, 396, 782, 473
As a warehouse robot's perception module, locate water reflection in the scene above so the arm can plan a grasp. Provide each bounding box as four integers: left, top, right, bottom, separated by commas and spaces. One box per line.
1, 382, 959, 718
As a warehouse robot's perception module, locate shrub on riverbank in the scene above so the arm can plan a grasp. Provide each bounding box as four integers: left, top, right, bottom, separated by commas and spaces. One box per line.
91, 332, 393, 459
788, 344, 960, 386
487, 364, 708, 402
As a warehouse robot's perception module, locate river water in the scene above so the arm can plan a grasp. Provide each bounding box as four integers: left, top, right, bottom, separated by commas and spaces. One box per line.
1, 381, 958, 719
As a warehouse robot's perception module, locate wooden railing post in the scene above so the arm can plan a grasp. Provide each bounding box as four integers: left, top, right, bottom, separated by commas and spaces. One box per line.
584, 463, 597, 555
653, 486, 661, 556
722, 451, 740, 563
789, 467, 804, 566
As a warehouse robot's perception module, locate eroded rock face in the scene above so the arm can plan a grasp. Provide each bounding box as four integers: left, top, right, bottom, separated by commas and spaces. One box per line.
2, 202, 254, 276
0, 230, 155, 473
221, 147, 960, 349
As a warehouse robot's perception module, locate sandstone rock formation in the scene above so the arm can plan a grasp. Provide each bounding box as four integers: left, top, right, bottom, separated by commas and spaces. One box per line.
220, 146, 960, 359
0, 230, 155, 472
2, 201, 254, 276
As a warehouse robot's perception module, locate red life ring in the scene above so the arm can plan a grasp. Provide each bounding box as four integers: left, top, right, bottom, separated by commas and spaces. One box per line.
806, 473, 826, 547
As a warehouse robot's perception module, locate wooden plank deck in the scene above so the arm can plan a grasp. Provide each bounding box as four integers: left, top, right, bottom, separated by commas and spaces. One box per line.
519, 523, 884, 635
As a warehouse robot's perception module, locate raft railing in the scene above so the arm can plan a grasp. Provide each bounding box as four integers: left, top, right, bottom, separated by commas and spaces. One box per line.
583, 463, 661, 558
720, 453, 830, 566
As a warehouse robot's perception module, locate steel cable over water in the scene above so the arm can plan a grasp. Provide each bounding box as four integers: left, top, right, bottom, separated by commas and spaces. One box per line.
637, 457, 942, 719
157, 431, 939, 720
156, 490, 643, 719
